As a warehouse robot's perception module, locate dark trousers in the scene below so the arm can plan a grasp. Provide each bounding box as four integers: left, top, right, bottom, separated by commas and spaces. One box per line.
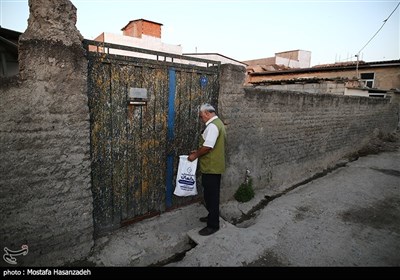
202, 174, 221, 229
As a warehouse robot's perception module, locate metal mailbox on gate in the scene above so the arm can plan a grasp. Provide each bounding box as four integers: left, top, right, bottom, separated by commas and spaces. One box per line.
129, 87, 148, 106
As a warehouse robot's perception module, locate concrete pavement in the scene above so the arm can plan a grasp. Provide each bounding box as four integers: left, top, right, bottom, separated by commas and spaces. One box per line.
87, 135, 400, 267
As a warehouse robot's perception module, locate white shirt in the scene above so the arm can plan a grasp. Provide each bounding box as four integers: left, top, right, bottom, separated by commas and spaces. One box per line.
202, 116, 219, 148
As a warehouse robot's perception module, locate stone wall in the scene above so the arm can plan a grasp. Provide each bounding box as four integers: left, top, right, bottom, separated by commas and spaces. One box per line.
219, 64, 399, 201
0, 0, 93, 266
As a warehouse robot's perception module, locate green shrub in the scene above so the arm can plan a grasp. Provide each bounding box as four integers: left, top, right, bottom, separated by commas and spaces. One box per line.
234, 178, 255, 203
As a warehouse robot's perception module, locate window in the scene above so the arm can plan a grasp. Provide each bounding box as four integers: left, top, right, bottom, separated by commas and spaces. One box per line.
360, 72, 375, 88
368, 90, 386, 98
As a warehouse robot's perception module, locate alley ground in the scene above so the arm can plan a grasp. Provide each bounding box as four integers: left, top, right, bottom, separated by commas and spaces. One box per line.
86, 131, 400, 267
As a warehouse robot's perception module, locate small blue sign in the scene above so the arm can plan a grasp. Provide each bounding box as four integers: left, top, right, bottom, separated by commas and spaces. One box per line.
200, 76, 208, 89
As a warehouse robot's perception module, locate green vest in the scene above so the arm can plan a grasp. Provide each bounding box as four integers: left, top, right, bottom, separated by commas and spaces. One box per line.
199, 117, 226, 174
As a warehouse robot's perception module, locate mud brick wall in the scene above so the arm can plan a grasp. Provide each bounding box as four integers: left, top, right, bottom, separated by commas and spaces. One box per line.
219, 64, 399, 200
0, 0, 93, 266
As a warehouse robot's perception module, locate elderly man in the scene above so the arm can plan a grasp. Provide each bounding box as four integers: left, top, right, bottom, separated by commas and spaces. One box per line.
188, 103, 226, 236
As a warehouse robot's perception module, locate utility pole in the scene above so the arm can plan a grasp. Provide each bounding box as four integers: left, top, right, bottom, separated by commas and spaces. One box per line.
355, 54, 360, 79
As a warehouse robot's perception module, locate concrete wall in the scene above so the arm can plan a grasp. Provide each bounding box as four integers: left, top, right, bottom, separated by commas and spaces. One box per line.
0, 0, 93, 266
218, 64, 399, 201
258, 81, 346, 95
244, 50, 311, 69
183, 53, 247, 67
97, 32, 182, 55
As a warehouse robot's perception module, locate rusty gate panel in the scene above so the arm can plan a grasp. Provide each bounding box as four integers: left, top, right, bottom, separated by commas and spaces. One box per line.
85, 40, 220, 237
88, 61, 114, 232
169, 69, 219, 208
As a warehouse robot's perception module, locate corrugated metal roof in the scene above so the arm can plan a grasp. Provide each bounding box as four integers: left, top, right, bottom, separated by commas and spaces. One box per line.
249, 59, 400, 76
250, 77, 350, 85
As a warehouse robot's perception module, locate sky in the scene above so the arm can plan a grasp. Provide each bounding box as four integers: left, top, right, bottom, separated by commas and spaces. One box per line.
1, 0, 399, 66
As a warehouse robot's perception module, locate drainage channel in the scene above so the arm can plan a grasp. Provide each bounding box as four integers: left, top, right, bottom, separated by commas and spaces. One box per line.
148, 239, 197, 267
232, 160, 349, 226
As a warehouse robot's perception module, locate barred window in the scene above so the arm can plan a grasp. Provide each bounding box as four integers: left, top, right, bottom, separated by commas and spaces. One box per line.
360, 72, 375, 88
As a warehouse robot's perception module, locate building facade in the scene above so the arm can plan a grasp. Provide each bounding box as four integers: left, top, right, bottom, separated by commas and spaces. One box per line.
247, 60, 400, 97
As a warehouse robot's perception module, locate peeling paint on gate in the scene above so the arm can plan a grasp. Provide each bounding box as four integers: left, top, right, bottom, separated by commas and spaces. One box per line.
84, 40, 220, 237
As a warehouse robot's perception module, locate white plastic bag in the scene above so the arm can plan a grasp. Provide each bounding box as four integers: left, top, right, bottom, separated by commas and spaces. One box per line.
174, 155, 198, 196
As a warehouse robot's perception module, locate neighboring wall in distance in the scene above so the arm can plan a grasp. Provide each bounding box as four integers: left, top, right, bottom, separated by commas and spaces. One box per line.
219, 64, 399, 200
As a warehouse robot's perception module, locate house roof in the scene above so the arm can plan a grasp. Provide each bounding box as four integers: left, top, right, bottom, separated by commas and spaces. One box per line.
0, 26, 22, 42
121, 19, 163, 31
247, 64, 290, 72
249, 59, 400, 77
0, 26, 22, 55
312, 61, 362, 68
183, 52, 248, 66
250, 77, 352, 86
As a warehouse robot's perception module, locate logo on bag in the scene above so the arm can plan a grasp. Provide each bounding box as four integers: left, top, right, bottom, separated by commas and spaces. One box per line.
3, 245, 28, 265
178, 175, 195, 185
178, 166, 195, 185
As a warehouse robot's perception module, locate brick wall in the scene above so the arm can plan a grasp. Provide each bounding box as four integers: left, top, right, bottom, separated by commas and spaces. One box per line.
219, 64, 399, 200
123, 19, 162, 38
141, 20, 162, 38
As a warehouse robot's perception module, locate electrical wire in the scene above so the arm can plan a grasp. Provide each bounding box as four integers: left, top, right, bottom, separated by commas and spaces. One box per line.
357, 2, 400, 56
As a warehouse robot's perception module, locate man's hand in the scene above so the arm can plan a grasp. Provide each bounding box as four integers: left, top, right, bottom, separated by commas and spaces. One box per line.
187, 146, 212, 161
188, 150, 197, 162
